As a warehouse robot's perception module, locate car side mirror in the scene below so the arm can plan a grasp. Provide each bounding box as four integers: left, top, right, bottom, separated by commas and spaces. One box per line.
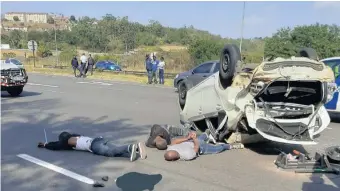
192, 70, 195, 74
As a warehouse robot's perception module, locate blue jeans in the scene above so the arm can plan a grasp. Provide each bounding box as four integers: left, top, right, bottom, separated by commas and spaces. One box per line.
197, 134, 231, 155
159, 69, 164, 84
90, 138, 131, 158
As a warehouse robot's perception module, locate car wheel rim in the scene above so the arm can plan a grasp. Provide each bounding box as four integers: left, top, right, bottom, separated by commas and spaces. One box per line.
223, 53, 230, 72
180, 86, 186, 99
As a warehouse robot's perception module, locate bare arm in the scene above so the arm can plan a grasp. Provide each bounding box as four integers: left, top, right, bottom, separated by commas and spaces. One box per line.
170, 136, 189, 145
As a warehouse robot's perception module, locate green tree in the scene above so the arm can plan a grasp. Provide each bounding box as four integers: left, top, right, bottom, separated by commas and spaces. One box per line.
47, 16, 55, 24
13, 16, 19, 21
264, 24, 340, 60
188, 39, 224, 64
69, 15, 76, 22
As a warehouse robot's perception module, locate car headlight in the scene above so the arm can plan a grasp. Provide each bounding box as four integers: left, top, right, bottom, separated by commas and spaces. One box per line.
326, 82, 338, 103
250, 81, 265, 96
175, 74, 179, 79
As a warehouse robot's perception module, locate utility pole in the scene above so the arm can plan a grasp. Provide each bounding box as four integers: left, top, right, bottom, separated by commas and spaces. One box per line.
54, 22, 58, 66
239, 2, 246, 56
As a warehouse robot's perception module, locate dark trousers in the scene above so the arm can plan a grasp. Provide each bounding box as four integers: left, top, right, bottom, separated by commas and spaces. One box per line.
86, 64, 94, 75
147, 70, 152, 84
72, 65, 80, 77
151, 70, 158, 84
90, 137, 131, 157
159, 69, 164, 84
79, 62, 86, 76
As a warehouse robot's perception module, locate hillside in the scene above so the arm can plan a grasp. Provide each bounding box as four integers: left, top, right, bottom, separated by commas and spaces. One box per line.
1, 14, 265, 71
2, 14, 339, 73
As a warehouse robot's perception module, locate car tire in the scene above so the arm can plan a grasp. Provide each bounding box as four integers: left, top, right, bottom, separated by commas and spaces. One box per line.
7, 86, 23, 97
219, 44, 241, 89
298, 47, 319, 61
178, 80, 193, 109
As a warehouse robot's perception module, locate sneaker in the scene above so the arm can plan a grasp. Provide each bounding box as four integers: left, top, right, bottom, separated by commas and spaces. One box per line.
230, 143, 244, 149
138, 142, 147, 159
129, 144, 137, 162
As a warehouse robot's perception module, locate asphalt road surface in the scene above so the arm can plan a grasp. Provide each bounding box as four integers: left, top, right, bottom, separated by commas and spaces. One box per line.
2, 73, 340, 191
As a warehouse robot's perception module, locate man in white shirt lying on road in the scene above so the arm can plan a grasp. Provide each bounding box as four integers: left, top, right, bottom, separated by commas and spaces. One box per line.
37, 131, 147, 162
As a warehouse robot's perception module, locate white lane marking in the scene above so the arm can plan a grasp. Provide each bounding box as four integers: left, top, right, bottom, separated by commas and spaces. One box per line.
77, 81, 112, 86
27, 83, 59, 88
17, 154, 95, 185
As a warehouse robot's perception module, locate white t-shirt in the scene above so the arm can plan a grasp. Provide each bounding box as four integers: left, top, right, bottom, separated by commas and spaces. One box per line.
80, 55, 87, 63
167, 141, 197, 161
158, 61, 165, 70
74, 136, 93, 152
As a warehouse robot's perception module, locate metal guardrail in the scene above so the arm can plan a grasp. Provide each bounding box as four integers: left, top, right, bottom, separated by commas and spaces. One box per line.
41, 64, 178, 78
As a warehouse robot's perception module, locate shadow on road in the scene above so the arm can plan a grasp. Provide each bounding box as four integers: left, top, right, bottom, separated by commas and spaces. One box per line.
301, 174, 340, 191
329, 112, 340, 123
1, 91, 42, 98
245, 141, 307, 156
116, 172, 162, 191
1, 97, 152, 191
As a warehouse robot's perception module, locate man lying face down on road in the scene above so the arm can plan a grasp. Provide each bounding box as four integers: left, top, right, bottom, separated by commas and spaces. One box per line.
164, 130, 244, 161
37, 131, 147, 162
145, 124, 191, 150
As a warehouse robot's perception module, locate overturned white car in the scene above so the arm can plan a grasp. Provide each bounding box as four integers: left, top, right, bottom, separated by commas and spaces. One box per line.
178, 44, 337, 145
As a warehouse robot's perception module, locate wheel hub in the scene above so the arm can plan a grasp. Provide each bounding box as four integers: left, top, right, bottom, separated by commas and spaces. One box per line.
223, 53, 230, 71
180, 87, 186, 99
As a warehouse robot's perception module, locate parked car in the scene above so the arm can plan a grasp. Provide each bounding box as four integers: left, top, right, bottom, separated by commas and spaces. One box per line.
173, 60, 220, 89
3, 58, 24, 69
321, 57, 340, 113
94, 60, 122, 71
1, 61, 28, 96
178, 44, 337, 145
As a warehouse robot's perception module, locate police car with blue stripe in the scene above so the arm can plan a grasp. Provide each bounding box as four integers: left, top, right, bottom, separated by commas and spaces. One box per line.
321, 57, 340, 113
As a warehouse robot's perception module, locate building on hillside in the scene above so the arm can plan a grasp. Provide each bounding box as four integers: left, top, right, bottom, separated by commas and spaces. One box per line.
5, 12, 48, 23
54, 16, 69, 24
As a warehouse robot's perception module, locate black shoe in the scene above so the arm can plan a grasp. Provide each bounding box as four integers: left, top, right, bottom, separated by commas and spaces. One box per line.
38, 142, 45, 148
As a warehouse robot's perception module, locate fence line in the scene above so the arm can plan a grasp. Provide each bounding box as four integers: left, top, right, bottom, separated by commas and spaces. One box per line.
41, 64, 178, 78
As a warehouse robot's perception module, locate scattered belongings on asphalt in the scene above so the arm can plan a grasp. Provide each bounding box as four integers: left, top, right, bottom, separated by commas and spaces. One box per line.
274, 146, 340, 175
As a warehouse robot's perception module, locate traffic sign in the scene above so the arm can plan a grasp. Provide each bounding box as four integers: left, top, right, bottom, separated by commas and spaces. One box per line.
27, 40, 38, 51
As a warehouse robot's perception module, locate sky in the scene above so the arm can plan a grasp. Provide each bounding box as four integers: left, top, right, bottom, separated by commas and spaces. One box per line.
1, 1, 340, 39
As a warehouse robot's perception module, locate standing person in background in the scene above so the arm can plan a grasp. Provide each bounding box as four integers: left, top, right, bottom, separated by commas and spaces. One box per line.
71, 56, 80, 77
158, 57, 165, 85
151, 54, 159, 84
86, 54, 95, 76
145, 54, 153, 84
80, 53, 87, 78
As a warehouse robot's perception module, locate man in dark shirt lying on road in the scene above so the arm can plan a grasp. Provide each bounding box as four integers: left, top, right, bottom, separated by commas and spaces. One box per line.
164, 131, 244, 161
145, 124, 217, 150
37, 131, 147, 162
145, 124, 191, 150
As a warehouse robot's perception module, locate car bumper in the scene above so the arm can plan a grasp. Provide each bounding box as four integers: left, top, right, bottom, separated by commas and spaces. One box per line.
245, 105, 330, 145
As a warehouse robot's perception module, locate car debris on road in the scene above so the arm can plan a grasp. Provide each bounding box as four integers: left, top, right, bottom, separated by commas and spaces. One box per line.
274, 145, 340, 175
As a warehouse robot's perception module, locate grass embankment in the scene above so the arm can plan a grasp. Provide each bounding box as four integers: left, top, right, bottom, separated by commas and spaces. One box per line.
25, 64, 174, 87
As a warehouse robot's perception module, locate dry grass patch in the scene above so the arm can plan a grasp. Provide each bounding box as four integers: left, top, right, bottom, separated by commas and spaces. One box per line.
25, 65, 174, 87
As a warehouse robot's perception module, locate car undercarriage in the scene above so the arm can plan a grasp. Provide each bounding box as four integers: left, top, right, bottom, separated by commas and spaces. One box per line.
178, 45, 337, 145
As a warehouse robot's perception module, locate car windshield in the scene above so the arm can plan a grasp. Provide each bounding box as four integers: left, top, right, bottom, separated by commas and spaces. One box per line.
10, 59, 22, 65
